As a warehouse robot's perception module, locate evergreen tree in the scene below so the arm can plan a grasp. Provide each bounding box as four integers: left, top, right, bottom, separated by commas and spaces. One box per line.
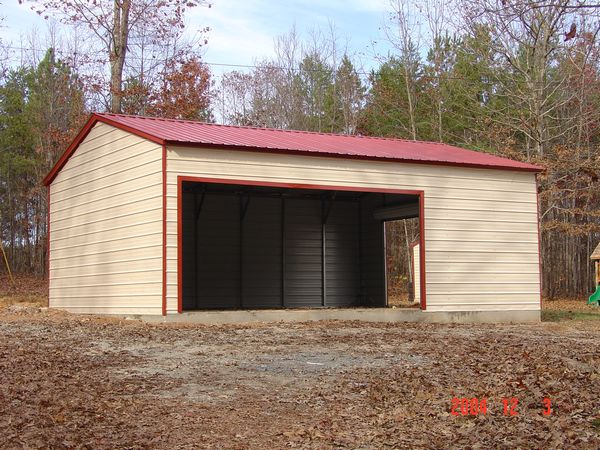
358, 55, 425, 139
0, 49, 86, 273
332, 55, 364, 135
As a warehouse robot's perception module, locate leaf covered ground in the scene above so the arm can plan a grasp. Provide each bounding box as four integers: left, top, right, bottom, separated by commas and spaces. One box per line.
1, 299, 600, 449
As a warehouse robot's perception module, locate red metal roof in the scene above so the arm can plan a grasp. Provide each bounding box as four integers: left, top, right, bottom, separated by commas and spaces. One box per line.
44, 113, 542, 185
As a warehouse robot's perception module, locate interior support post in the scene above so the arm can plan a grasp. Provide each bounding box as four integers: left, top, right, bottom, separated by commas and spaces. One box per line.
239, 194, 250, 308
382, 219, 388, 307
321, 192, 336, 307
322, 210, 326, 307
358, 198, 363, 304
193, 188, 206, 309
281, 196, 286, 307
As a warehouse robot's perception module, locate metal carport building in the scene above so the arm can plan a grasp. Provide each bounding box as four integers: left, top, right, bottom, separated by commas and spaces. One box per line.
44, 113, 543, 322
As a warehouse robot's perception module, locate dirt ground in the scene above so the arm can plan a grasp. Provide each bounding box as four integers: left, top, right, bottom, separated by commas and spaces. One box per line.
1, 294, 600, 449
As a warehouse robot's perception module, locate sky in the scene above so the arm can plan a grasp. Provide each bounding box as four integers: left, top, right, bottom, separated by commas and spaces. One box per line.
1, 0, 397, 74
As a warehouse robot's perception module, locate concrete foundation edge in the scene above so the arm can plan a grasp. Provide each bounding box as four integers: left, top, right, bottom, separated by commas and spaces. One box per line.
134, 309, 541, 325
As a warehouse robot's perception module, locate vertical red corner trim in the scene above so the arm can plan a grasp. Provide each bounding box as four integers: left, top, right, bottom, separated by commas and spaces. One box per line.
177, 176, 183, 313
419, 192, 426, 310
535, 175, 543, 309
162, 144, 167, 316
46, 187, 51, 308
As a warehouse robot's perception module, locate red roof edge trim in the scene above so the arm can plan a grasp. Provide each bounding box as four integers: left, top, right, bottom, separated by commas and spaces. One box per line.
43, 113, 165, 186
43, 114, 97, 186
164, 140, 543, 173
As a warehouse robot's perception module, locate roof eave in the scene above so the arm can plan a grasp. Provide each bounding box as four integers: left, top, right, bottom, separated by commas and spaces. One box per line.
164, 140, 544, 173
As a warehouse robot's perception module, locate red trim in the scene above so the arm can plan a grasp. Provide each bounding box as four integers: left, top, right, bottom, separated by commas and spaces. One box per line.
176, 175, 427, 312
536, 175, 543, 308
177, 177, 183, 314
46, 187, 51, 307
177, 176, 424, 196
43, 116, 98, 186
43, 113, 165, 186
167, 140, 543, 174
162, 144, 167, 316
419, 192, 426, 310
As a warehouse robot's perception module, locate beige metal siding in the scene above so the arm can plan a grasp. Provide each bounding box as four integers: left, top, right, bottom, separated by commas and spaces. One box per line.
166, 147, 540, 314
49, 122, 163, 315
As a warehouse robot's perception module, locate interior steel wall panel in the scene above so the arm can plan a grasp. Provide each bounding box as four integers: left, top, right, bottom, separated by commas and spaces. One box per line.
324, 201, 361, 306
181, 191, 197, 310
241, 197, 283, 308
283, 198, 323, 307
194, 194, 240, 309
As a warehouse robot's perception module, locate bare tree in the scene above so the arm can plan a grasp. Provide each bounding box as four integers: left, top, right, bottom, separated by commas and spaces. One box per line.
460, 0, 600, 157
21, 0, 209, 112
217, 71, 253, 125
216, 25, 363, 134
422, 0, 459, 142
0, 5, 10, 79
383, 0, 422, 140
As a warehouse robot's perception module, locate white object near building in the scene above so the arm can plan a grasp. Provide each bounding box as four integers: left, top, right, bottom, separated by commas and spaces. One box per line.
411, 241, 421, 305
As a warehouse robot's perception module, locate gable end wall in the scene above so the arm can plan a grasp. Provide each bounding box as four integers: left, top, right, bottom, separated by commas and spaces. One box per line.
49, 122, 163, 314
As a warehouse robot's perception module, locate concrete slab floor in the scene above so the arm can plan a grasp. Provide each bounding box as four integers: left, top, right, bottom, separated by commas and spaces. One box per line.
133, 308, 541, 325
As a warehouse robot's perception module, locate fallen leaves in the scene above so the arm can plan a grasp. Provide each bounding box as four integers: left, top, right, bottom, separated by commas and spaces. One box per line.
0, 306, 599, 448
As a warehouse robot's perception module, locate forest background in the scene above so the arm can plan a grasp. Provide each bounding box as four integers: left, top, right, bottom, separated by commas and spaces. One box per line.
1, 0, 598, 299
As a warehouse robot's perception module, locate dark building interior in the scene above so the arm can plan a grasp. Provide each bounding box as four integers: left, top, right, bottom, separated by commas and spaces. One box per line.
181, 181, 419, 310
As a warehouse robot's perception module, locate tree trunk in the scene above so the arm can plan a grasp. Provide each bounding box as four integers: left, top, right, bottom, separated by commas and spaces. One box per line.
110, 0, 131, 113
403, 64, 417, 141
